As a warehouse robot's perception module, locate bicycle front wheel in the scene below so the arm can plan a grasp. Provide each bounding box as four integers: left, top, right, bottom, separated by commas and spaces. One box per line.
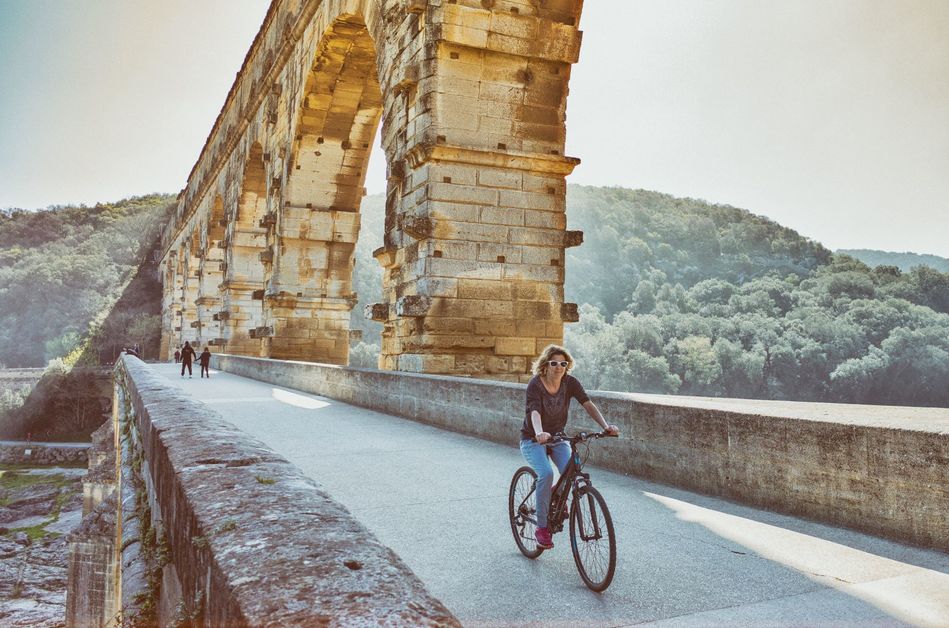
569, 486, 616, 591
509, 466, 544, 559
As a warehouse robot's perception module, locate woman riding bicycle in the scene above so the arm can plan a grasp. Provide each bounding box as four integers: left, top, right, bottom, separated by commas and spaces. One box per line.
521, 344, 618, 549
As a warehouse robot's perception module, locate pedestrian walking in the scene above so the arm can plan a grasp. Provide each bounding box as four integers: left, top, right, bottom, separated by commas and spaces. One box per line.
174, 347, 181, 364
180, 341, 196, 378
198, 347, 212, 378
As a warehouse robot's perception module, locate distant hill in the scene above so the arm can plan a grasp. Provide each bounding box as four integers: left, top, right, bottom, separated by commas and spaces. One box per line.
564, 186, 833, 316
2, 186, 947, 410
837, 249, 949, 273
0, 195, 173, 367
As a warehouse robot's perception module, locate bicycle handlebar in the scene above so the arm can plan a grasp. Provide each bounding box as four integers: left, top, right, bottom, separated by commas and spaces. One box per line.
536, 430, 618, 444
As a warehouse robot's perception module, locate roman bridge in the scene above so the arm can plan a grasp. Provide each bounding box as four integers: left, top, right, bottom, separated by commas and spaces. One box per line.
159, 0, 585, 380
64, 356, 948, 626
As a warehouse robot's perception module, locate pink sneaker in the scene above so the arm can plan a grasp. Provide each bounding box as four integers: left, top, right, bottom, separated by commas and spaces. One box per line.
535, 527, 554, 549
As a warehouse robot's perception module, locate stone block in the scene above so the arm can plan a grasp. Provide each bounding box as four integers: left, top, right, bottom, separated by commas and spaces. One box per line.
520, 245, 562, 266
502, 262, 563, 283
422, 317, 474, 333
559, 302, 579, 322
475, 319, 516, 336
480, 206, 525, 226
416, 276, 459, 297
478, 168, 523, 190
500, 189, 559, 212
427, 200, 483, 223
455, 278, 512, 300
396, 295, 433, 317
476, 242, 523, 264
495, 337, 537, 356
427, 182, 499, 207
515, 301, 553, 320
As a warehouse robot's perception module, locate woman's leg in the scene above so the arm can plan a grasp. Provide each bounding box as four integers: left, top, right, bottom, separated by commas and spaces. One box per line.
549, 441, 572, 475
519, 439, 555, 528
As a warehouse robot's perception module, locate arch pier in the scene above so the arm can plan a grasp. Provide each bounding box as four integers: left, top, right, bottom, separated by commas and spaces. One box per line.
159, 0, 585, 381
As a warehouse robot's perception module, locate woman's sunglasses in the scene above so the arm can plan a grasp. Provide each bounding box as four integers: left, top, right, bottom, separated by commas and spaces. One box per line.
547, 361, 569, 367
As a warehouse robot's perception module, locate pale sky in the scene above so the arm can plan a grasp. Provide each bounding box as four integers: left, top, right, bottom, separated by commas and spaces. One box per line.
1, 1, 947, 256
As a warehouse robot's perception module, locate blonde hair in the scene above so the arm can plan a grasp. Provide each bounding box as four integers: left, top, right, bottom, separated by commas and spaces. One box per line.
532, 344, 575, 377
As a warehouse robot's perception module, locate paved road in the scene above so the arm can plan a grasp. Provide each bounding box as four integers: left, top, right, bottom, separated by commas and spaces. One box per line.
155, 363, 949, 627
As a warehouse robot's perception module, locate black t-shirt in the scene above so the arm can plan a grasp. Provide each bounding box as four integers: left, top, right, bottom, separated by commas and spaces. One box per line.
521, 374, 590, 440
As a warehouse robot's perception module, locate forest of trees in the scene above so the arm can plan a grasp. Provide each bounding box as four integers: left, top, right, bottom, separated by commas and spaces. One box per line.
0, 195, 172, 439
2, 187, 947, 412
0, 195, 173, 368
346, 186, 949, 407
560, 186, 949, 407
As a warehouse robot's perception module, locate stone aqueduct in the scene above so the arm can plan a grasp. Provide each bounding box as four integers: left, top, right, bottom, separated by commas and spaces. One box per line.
159, 0, 586, 381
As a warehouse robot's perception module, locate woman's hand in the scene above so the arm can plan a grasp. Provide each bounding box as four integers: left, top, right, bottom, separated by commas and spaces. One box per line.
604, 424, 619, 436
535, 431, 552, 444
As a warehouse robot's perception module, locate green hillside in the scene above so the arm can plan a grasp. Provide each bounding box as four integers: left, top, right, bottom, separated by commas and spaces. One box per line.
0, 195, 173, 368
561, 186, 949, 407
3, 187, 947, 412
838, 249, 949, 273
0, 194, 173, 439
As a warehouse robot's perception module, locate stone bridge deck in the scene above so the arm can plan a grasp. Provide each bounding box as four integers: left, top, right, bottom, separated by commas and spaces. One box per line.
153, 362, 949, 626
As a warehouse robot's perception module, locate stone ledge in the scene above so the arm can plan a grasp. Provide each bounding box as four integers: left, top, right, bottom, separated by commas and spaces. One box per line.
116, 355, 458, 626
212, 353, 949, 552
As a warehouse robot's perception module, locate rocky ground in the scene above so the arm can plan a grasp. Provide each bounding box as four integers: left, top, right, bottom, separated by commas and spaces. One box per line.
0, 466, 85, 627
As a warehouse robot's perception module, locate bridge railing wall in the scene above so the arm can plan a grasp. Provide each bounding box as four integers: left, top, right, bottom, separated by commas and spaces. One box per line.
110, 356, 457, 626
214, 354, 949, 552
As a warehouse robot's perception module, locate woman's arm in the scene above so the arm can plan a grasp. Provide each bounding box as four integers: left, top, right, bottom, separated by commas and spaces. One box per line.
531, 410, 550, 443
582, 400, 619, 435
526, 379, 550, 442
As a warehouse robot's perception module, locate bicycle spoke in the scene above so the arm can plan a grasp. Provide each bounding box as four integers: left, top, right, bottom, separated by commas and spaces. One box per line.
510, 467, 543, 558
570, 487, 616, 591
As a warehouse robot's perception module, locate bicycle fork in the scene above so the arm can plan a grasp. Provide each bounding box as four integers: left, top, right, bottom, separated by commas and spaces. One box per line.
575, 489, 603, 541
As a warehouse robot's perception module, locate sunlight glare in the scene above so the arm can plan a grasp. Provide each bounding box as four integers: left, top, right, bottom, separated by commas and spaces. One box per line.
270, 388, 330, 410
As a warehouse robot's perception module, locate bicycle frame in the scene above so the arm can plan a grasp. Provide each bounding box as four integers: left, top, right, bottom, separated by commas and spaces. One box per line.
547, 440, 593, 534
517, 434, 598, 534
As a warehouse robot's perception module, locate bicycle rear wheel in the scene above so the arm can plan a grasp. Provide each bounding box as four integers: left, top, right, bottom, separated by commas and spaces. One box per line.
509, 466, 544, 559
569, 486, 616, 591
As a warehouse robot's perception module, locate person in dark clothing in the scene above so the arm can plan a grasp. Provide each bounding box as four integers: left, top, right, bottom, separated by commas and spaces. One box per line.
520, 344, 618, 549
180, 341, 196, 378
198, 347, 212, 378
174, 347, 181, 364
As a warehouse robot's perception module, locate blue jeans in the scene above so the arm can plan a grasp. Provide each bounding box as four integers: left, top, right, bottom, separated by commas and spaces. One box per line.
519, 439, 571, 528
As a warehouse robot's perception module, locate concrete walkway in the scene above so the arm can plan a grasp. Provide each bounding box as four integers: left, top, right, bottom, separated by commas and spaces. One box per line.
154, 363, 949, 627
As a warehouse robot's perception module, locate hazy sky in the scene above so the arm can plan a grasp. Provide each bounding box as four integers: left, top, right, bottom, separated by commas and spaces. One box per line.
1, 1, 947, 256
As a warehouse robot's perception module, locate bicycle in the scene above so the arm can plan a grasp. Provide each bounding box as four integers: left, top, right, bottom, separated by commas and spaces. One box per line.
508, 430, 618, 592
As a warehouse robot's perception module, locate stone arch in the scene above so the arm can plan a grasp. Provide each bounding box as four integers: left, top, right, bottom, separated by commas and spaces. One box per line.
219, 143, 269, 356
159, 0, 587, 380
236, 142, 269, 227
179, 237, 201, 346
195, 195, 227, 346
263, 12, 387, 363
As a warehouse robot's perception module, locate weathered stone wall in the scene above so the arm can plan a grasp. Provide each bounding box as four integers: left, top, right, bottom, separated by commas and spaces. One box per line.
214, 353, 949, 551
66, 494, 117, 628
0, 368, 44, 396
110, 355, 457, 625
67, 419, 117, 627
0, 443, 89, 466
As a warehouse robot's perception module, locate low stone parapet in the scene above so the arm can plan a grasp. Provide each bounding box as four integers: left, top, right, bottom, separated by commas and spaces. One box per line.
213, 353, 949, 551
113, 356, 458, 626
0, 367, 44, 395
0, 442, 89, 466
